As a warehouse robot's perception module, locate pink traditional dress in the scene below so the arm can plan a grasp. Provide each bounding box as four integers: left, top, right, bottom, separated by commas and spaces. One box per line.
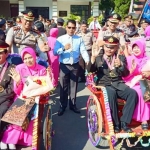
1, 47, 46, 146
123, 40, 150, 122
48, 28, 59, 87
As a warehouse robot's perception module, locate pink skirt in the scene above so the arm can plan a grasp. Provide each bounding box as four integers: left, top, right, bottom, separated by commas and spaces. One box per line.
1, 121, 33, 146
132, 85, 150, 122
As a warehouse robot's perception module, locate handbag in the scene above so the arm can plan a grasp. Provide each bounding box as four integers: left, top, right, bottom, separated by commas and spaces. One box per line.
139, 79, 150, 102
1, 98, 36, 130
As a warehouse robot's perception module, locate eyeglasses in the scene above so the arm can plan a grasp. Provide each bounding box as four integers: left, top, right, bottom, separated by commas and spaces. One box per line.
68, 26, 76, 29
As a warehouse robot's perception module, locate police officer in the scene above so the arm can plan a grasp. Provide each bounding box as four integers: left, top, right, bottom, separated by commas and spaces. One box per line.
88, 36, 138, 133
57, 18, 66, 37
6, 9, 50, 54
97, 13, 126, 53
77, 20, 96, 82
138, 19, 149, 36
121, 15, 136, 35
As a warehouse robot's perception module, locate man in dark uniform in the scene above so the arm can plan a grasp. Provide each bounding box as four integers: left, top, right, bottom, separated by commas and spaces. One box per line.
0, 40, 15, 138
88, 36, 138, 133
6, 9, 50, 54
57, 18, 66, 37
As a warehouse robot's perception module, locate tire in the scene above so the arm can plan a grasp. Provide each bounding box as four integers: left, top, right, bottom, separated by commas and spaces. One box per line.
87, 95, 109, 149
41, 104, 52, 150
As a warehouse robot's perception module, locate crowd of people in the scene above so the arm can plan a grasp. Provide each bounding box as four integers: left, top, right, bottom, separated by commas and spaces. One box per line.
0, 8, 150, 149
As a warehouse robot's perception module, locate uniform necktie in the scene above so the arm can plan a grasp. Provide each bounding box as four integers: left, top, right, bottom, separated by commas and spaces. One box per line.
70, 36, 74, 65
107, 56, 112, 63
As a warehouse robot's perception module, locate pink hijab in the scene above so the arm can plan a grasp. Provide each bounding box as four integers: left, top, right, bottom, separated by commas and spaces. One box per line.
127, 39, 150, 72
21, 47, 37, 69
48, 28, 58, 50
145, 25, 150, 37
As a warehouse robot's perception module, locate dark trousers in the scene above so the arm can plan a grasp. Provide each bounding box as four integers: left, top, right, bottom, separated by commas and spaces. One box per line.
106, 86, 138, 125
79, 50, 91, 81
59, 63, 79, 109
0, 101, 11, 136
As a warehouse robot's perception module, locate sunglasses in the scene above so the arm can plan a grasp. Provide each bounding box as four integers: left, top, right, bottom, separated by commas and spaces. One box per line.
68, 26, 76, 29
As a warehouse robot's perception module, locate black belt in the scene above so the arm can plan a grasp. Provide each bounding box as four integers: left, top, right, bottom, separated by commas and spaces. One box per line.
60, 62, 79, 65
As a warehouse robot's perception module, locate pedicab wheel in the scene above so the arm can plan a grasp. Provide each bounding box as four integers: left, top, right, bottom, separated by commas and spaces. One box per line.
42, 104, 52, 150
87, 95, 109, 148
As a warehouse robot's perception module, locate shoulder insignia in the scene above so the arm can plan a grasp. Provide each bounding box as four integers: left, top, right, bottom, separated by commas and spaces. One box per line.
31, 28, 41, 35
13, 26, 21, 31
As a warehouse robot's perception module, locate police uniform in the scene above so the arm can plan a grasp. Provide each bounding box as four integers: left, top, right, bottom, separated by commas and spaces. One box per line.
97, 13, 125, 46
77, 30, 96, 81
6, 10, 44, 54
121, 15, 136, 35
0, 40, 15, 134
87, 36, 138, 132
138, 19, 149, 36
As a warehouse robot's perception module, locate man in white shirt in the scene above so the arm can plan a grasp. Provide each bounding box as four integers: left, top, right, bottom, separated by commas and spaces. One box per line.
89, 16, 101, 31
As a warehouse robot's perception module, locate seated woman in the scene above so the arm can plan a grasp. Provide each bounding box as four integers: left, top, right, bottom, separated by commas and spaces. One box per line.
1, 47, 46, 149
124, 39, 150, 130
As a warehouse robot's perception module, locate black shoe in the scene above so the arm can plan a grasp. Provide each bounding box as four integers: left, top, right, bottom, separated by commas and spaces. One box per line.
141, 123, 148, 130
121, 122, 132, 133
114, 125, 121, 133
70, 106, 80, 114
58, 107, 65, 116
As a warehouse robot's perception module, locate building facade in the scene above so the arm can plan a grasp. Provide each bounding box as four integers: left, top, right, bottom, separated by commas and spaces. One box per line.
0, 0, 100, 20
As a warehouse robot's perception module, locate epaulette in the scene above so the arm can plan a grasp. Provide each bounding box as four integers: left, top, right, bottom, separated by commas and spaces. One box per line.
13, 26, 21, 31
31, 28, 41, 35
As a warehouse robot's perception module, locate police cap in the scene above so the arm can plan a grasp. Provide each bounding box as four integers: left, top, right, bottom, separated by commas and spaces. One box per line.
108, 13, 121, 23
104, 36, 119, 46
140, 19, 149, 24
0, 18, 6, 26
21, 9, 35, 21
57, 18, 64, 23
124, 15, 132, 21
0, 40, 9, 52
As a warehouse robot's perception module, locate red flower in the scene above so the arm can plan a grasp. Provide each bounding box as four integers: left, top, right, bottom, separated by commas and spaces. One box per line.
36, 79, 42, 85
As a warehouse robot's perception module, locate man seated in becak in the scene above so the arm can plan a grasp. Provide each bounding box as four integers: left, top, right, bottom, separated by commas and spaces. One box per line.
0, 40, 16, 148
87, 36, 138, 133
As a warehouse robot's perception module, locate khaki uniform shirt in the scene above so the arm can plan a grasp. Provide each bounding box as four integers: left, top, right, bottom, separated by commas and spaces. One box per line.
138, 27, 145, 36
6, 26, 44, 54
77, 31, 96, 50
97, 28, 125, 45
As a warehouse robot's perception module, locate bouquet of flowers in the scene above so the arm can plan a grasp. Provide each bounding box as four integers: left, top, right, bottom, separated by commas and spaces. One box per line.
22, 70, 54, 98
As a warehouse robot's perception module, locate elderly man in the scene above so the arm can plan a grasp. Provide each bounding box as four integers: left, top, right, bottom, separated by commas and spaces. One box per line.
88, 36, 138, 133
0, 40, 16, 149
6, 9, 50, 54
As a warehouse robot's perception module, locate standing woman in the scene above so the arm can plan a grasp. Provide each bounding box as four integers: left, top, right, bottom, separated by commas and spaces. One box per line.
48, 28, 59, 87
1, 47, 46, 149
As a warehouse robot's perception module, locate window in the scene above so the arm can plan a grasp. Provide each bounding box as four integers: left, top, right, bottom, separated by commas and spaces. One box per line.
26, 7, 49, 19
71, 5, 90, 21
59, 11, 67, 17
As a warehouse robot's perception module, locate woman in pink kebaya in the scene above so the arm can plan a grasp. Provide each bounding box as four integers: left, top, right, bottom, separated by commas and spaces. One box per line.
123, 39, 150, 130
1, 47, 46, 149
48, 28, 59, 87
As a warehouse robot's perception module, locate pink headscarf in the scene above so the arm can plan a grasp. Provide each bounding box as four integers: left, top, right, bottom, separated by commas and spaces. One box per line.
127, 39, 150, 72
21, 47, 37, 69
48, 28, 58, 50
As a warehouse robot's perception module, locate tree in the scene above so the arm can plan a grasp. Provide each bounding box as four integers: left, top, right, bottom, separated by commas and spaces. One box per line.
99, 0, 115, 16
114, 0, 131, 19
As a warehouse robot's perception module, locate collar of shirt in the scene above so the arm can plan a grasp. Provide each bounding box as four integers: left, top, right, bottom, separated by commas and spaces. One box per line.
0, 61, 6, 69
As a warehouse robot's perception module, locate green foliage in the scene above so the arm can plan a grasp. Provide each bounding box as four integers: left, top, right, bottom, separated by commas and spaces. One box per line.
114, 0, 131, 19
87, 14, 104, 25
0, 15, 5, 19
63, 14, 81, 27
99, 0, 115, 11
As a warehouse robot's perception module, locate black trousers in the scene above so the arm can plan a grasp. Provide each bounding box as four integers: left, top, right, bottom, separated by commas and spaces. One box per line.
0, 101, 11, 136
59, 63, 79, 109
79, 50, 91, 81
106, 86, 138, 125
